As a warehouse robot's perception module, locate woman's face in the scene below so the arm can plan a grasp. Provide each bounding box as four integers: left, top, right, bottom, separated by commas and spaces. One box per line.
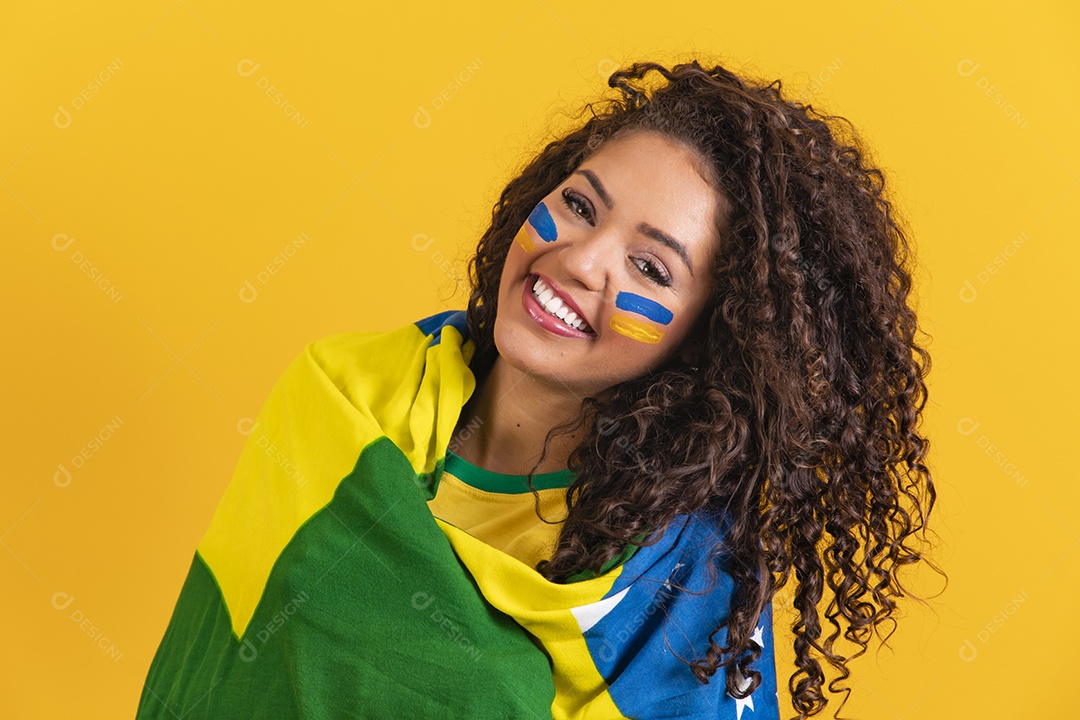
494, 130, 725, 397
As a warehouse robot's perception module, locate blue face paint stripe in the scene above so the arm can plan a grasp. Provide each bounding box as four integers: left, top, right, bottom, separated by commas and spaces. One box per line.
614, 292, 674, 325
528, 202, 559, 242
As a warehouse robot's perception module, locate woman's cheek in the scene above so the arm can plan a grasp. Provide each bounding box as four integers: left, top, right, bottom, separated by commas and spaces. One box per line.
608, 291, 673, 345
514, 224, 536, 253
529, 201, 559, 242
515, 201, 679, 347
515, 201, 561, 253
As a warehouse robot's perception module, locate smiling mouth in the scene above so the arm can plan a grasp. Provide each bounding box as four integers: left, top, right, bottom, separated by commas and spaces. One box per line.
528, 274, 596, 335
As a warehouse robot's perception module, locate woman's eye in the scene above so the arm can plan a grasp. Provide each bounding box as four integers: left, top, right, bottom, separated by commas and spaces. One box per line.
633, 257, 672, 287
561, 188, 594, 224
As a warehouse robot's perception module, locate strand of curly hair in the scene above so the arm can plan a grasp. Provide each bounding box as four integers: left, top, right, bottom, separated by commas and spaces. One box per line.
461, 58, 943, 720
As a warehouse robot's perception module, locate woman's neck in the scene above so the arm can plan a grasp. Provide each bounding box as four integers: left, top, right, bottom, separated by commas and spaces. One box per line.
450, 355, 589, 476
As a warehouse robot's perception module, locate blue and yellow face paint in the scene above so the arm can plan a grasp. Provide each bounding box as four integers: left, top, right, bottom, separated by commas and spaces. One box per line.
514, 201, 559, 253
609, 291, 673, 344
513, 204, 673, 345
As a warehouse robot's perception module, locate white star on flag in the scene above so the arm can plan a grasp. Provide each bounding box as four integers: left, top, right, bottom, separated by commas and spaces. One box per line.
662, 562, 685, 592
728, 625, 766, 719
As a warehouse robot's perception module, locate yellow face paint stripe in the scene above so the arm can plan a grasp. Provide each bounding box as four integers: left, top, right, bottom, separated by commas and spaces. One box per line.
609, 313, 664, 344
515, 224, 536, 253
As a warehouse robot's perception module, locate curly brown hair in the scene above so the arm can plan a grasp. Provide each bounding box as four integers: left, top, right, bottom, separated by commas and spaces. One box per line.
461, 59, 942, 720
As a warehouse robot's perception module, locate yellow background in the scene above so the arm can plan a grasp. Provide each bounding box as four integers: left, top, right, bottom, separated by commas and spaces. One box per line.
2, 1, 1076, 717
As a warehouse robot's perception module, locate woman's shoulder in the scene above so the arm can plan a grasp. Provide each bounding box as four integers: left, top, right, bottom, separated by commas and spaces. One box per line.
562, 509, 781, 719
603, 509, 733, 589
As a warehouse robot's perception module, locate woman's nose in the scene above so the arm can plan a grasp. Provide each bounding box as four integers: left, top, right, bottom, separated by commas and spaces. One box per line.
555, 224, 631, 304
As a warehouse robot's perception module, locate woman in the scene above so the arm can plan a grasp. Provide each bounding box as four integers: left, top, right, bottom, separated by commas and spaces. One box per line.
137, 60, 939, 719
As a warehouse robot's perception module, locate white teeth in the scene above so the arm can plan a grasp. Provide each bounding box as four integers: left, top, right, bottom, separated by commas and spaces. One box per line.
531, 276, 592, 333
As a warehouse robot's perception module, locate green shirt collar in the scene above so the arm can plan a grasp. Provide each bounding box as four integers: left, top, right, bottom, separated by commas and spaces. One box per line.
443, 449, 576, 493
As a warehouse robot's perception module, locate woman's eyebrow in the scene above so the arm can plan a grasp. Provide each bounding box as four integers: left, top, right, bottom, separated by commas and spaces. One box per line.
577, 168, 615, 210
575, 168, 695, 278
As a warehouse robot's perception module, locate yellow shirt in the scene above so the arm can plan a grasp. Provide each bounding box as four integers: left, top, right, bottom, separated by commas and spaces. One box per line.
427, 449, 575, 570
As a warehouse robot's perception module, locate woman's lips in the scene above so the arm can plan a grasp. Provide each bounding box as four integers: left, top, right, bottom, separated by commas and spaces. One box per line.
533, 273, 590, 325
521, 274, 597, 339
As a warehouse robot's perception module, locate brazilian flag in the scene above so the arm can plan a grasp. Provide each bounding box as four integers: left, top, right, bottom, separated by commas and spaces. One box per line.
135, 310, 780, 719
